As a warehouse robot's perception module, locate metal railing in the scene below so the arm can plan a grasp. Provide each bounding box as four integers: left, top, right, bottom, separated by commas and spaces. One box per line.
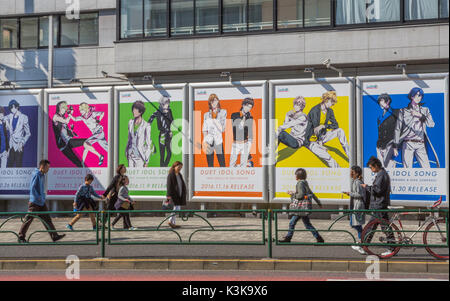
0, 208, 448, 259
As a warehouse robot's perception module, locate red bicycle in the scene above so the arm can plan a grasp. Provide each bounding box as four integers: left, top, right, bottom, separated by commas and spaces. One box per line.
361, 197, 448, 260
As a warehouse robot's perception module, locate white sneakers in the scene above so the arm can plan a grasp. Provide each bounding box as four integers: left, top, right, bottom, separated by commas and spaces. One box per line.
381, 250, 393, 257
351, 245, 367, 255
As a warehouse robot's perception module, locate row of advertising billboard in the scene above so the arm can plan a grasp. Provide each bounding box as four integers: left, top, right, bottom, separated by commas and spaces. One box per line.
0, 74, 448, 207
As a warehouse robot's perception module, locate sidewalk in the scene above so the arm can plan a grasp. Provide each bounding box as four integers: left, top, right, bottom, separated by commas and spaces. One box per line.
1, 214, 448, 274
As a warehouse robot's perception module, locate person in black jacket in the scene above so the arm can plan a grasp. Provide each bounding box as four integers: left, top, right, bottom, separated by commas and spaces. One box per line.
102, 164, 127, 228
376, 94, 399, 168
166, 161, 187, 229
361, 156, 395, 257
305, 91, 350, 168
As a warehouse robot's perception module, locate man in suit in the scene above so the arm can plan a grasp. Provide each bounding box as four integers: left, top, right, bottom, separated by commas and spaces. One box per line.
376, 93, 399, 168
6, 99, 31, 168
0, 106, 10, 168
125, 100, 155, 167
393, 87, 435, 168
306, 91, 350, 168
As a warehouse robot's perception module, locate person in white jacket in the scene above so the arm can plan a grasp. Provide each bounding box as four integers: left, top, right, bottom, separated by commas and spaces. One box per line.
202, 94, 227, 167
126, 101, 155, 167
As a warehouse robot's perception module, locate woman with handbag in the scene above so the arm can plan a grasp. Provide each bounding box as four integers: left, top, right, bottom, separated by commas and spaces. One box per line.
166, 161, 187, 229
112, 176, 137, 230
279, 168, 324, 243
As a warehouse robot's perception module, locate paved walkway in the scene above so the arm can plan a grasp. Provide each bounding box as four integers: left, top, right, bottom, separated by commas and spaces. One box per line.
0, 212, 441, 245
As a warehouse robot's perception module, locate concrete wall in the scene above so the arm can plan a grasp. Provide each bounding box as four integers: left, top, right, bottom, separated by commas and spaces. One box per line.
115, 23, 449, 74
0, 9, 119, 87
0, 0, 116, 15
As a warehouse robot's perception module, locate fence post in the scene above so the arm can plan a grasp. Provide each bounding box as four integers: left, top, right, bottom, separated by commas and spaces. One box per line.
101, 210, 106, 258
268, 209, 273, 258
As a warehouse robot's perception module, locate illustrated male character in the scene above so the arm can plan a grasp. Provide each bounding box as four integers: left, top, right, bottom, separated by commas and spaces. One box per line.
375, 93, 399, 169
52, 101, 87, 168
229, 98, 254, 168
71, 103, 107, 166
148, 96, 174, 167
0, 106, 10, 168
202, 94, 227, 167
306, 91, 350, 168
393, 87, 436, 168
6, 99, 31, 168
277, 96, 310, 150
125, 100, 154, 167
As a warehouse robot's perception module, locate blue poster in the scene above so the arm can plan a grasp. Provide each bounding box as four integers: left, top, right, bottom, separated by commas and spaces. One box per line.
362, 78, 448, 203
0, 94, 40, 195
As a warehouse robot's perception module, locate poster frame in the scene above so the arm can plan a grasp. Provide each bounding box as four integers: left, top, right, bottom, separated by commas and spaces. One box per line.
189, 80, 268, 204
0, 88, 44, 200
44, 86, 113, 201
114, 83, 188, 201
269, 77, 356, 205
356, 73, 449, 208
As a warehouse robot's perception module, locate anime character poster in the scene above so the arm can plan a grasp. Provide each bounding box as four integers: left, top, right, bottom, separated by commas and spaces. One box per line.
273, 81, 353, 201
361, 76, 448, 203
46, 89, 111, 196
117, 86, 184, 196
0, 91, 41, 196
192, 84, 264, 199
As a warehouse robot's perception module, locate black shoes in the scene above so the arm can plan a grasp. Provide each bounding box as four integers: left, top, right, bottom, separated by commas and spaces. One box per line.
18, 237, 27, 243
52, 234, 66, 242
316, 236, 325, 243
278, 237, 292, 243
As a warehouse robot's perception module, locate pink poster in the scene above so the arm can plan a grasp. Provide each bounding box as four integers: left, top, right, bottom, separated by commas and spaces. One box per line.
47, 92, 110, 196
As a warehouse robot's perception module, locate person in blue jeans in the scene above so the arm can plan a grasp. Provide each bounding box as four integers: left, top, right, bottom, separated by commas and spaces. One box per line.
279, 168, 325, 243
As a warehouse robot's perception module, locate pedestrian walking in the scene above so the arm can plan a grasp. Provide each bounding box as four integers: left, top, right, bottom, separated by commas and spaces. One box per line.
343, 166, 366, 255
166, 161, 187, 229
18, 160, 65, 243
66, 174, 104, 231
112, 176, 137, 230
103, 164, 126, 211
361, 156, 395, 257
279, 168, 324, 243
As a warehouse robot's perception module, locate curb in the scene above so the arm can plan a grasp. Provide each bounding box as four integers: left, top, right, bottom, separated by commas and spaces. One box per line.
0, 259, 448, 274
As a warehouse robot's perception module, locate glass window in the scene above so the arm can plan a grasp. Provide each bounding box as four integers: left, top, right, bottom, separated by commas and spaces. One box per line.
278, 0, 303, 29
440, 0, 449, 18
144, 0, 167, 37
336, 0, 400, 25
20, 17, 38, 48
39, 16, 59, 47
196, 0, 219, 34
335, 0, 366, 25
368, 0, 401, 23
304, 0, 331, 27
0, 19, 18, 49
223, 0, 247, 32
80, 13, 98, 45
405, 0, 439, 20
60, 16, 79, 46
171, 0, 194, 36
249, 0, 273, 31
121, 0, 144, 38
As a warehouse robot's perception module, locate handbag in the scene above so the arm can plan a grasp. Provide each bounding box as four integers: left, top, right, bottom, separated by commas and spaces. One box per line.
288, 181, 314, 218
289, 195, 312, 217
120, 201, 131, 210
162, 198, 174, 210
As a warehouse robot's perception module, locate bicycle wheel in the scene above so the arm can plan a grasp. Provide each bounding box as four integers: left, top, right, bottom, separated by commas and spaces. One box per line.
423, 218, 449, 260
361, 218, 402, 259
